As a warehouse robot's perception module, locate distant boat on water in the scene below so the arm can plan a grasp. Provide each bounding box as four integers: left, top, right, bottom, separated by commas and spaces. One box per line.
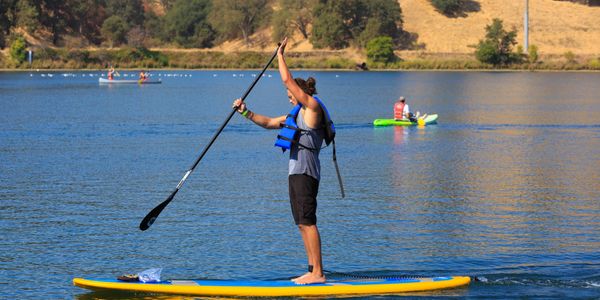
99, 78, 161, 84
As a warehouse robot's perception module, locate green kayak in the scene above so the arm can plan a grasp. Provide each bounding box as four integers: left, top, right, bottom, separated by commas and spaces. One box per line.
373, 114, 438, 126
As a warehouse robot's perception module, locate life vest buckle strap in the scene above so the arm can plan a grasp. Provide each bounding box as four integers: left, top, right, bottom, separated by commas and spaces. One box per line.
279, 123, 306, 132
278, 135, 317, 151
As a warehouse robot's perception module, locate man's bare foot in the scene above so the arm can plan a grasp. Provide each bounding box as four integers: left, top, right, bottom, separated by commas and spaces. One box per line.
291, 272, 310, 282
294, 273, 326, 285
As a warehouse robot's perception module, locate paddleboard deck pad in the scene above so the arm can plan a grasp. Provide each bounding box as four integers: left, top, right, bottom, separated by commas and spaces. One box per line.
74, 275, 470, 297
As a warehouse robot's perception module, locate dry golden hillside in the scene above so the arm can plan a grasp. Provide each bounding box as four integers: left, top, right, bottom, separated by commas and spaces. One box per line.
219, 0, 598, 58
7, 0, 598, 63
400, 0, 600, 54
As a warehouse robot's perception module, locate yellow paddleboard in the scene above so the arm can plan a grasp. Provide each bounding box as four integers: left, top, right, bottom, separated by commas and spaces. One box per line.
74, 275, 470, 297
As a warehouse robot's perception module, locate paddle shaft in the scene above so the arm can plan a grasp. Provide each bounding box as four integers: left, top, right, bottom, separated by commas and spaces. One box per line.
140, 44, 280, 231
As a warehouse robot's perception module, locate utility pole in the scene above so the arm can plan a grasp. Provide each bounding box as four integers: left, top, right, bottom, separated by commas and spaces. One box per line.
524, 0, 529, 51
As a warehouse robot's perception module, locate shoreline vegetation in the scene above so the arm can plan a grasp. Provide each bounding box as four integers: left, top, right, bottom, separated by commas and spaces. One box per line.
2, 0, 599, 71
1, 47, 599, 71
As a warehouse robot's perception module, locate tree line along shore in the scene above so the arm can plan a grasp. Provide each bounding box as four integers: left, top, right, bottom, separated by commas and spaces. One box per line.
1, 0, 598, 70
3, 47, 599, 71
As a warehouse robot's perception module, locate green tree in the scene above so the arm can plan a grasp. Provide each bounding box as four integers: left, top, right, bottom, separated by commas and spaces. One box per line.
475, 18, 518, 65
357, 0, 403, 47
15, 0, 39, 32
310, 0, 360, 49
105, 0, 145, 28
13, 0, 107, 46
1, 0, 17, 35
101, 15, 128, 47
474, 40, 497, 64
163, 0, 214, 48
38, 0, 68, 45
343, 0, 370, 40
143, 10, 163, 45
366, 36, 396, 63
9, 35, 27, 64
34, 0, 105, 46
209, 0, 271, 47
310, 14, 347, 48
271, 7, 290, 43
63, 0, 107, 45
271, 0, 316, 42
311, 0, 403, 49
158, 0, 176, 10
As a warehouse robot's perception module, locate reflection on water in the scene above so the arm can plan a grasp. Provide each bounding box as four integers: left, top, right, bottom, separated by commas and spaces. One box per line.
1, 70, 599, 299
393, 125, 407, 145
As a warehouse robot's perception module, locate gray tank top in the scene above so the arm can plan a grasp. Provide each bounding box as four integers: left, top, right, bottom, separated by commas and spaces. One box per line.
289, 109, 324, 181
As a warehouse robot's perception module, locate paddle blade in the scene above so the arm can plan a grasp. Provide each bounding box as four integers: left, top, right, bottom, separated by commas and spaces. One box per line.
139, 189, 177, 231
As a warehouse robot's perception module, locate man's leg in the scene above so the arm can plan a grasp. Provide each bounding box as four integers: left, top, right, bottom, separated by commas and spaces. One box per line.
291, 228, 312, 281
289, 174, 324, 284
294, 224, 325, 284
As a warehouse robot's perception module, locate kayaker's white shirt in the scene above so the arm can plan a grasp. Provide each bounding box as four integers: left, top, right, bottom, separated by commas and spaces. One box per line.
403, 104, 410, 118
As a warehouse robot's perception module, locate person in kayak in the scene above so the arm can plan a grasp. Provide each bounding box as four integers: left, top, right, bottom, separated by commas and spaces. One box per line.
232, 37, 327, 285
139, 70, 149, 81
394, 96, 416, 122
107, 66, 115, 80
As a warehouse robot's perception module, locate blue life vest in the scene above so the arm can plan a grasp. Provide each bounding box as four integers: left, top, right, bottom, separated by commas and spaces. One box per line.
274, 96, 345, 198
274, 96, 335, 152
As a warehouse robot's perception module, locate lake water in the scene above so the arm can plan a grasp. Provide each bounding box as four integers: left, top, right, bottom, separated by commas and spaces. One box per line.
1, 70, 599, 299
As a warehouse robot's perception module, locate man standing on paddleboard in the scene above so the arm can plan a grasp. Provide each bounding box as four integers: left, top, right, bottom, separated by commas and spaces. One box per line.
232, 37, 328, 285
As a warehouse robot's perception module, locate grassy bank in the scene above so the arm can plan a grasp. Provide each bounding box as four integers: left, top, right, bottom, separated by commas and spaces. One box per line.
1, 47, 599, 71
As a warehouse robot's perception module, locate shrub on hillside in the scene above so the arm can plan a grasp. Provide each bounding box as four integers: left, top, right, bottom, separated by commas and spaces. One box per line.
474, 19, 519, 65
475, 41, 498, 65
34, 47, 60, 62
9, 35, 27, 64
589, 58, 600, 69
528, 45, 539, 63
564, 51, 577, 64
366, 36, 397, 64
110, 47, 168, 66
431, 0, 463, 15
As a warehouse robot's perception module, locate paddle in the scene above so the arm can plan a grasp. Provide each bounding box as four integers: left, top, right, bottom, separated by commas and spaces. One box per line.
139, 44, 280, 231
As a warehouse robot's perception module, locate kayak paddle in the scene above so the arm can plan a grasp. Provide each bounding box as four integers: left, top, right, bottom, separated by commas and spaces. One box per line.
139, 44, 280, 231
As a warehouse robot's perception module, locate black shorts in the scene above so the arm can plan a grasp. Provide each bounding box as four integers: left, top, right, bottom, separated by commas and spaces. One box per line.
288, 174, 320, 225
